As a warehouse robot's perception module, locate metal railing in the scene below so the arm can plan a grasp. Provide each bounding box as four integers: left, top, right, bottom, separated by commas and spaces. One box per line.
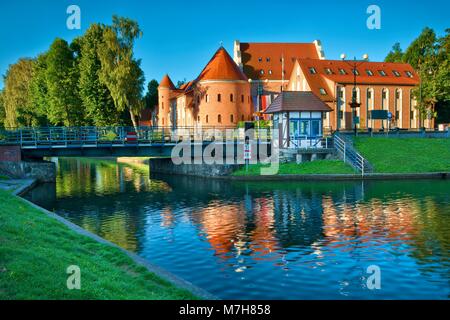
334, 134, 372, 175
0, 126, 273, 149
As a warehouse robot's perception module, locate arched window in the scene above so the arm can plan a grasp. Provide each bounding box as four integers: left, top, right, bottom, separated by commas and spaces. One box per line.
395, 88, 403, 127
382, 88, 389, 110
230, 94, 234, 102
230, 114, 234, 123
218, 114, 222, 123
217, 94, 221, 102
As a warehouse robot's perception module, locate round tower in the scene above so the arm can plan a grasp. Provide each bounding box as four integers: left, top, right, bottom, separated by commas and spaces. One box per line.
158, 74, 175, 127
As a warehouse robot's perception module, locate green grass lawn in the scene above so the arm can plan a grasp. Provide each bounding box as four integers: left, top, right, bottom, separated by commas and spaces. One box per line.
0, 189, 198, 300
232, 160, 356, 176
354, 137, 450, 173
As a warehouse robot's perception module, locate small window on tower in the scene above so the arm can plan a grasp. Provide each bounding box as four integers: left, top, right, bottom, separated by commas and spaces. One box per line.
218, 114, 222, 123
230, 94, 234, 102
230, 114, 234, 123
217, 94, 221, 102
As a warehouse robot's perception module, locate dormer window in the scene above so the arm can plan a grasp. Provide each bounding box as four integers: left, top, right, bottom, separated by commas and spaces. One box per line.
309, 67, 317, 74
393, 70, 401, 77
366, 69, 374, 76
324, 68, 333, 75
378, 70, 387, 76
260, 70, 265, 75
405, 71, 413, 78
319, 88, 327, 95
352, 69, 360, 76
339, 68, 347, 75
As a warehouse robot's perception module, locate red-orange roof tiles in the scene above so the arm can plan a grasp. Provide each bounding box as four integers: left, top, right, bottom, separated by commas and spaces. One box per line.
197, 47, 248, 82
159, 74, 176, 89
297, 59, 420, 86
240, 43, 320, 80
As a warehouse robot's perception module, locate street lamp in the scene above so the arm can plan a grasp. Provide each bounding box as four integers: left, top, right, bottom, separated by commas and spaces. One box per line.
341, 54, 369, 135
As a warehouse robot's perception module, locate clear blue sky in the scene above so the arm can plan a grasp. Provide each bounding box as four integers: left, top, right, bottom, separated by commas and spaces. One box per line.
0, 0, 448, 91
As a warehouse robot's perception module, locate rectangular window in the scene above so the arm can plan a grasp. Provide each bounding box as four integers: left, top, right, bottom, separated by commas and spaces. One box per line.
206, 94, 209, 103
241, 95, 244, 103
217, 94, 221, 102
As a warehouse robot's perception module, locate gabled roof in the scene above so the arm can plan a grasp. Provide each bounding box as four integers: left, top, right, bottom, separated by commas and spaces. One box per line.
265, 91, 333, 113
159, 74, 176, 89
296, 59, 420, 86
239, 42, 321, 81
196, 47, 248, 82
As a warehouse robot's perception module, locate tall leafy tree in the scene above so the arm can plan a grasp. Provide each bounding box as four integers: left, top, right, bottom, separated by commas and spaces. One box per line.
0, 90, 5, 128
145, 79, 159, 110
384, 43, 404, 63
78, 24, 118, 126
29, 53, 50, 126
45, 38, 83, 126
98, 16, 145, 128
2, 58, 35, 128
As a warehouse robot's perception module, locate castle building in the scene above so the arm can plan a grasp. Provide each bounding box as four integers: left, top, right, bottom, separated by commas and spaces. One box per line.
156, 41, 424, 131
157, 47, 252, 128
285, 59, 423, 130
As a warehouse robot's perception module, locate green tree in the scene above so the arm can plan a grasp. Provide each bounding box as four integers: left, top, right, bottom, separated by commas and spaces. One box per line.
384, 43, 404, 63
78, 24, 118, 126
29, 53, 50, 126
98, 16, 145, 128
45, 38, 83, 126
145, 79, 159, 110
2, 58, 35, 128
402, 28, 440, 127
0, 90, 5, 128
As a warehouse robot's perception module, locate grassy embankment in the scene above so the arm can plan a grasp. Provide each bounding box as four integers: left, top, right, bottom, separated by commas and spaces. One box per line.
232, 160, 355, 176
354, 137, 450, 173
0, 188, 198, 300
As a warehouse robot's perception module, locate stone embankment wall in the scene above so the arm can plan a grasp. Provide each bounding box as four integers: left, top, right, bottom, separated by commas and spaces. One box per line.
150, 158, 241, 177
0, 146, 56, 182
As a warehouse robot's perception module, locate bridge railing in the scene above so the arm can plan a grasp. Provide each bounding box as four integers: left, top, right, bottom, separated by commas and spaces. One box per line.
0, 126, 273, 148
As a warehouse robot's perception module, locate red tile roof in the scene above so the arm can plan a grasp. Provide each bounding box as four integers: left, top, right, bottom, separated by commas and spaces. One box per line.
197, 47, 248, 82
265, 91, 333, 113
297, 59, 420, 86
239, 43, 320, 81
159, 74, 175, 89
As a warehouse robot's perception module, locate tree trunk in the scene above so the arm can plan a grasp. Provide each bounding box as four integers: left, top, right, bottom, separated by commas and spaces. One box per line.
129, 109, 138, 130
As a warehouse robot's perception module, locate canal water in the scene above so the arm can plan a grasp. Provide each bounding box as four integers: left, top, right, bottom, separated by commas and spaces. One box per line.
26, 158, 450, 299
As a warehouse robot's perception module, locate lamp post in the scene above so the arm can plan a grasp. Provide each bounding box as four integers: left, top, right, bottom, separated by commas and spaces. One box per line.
341, 54, 369, 135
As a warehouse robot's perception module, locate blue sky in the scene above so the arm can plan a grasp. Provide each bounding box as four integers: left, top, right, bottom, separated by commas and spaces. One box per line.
0, 0, 449, 90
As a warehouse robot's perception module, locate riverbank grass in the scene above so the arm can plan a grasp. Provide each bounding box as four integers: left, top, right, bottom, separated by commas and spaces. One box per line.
0, 189, 198, 300
354, 137, 450, 173
232, 160, 355, 176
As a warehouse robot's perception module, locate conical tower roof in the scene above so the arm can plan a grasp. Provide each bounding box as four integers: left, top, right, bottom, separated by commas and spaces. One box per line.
196, 47, 248, 82
159, 74, 175, 89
